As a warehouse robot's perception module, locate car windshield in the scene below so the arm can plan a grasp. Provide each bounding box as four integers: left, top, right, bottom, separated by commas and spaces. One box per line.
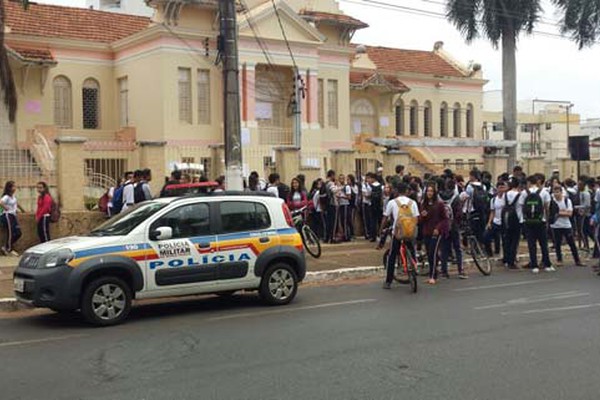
88, 202, 167, 237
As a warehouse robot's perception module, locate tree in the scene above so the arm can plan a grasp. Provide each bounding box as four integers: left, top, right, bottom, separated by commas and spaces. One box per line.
446, 0, 543, 168
553, 0, 600, 49
0, 0, 28, 123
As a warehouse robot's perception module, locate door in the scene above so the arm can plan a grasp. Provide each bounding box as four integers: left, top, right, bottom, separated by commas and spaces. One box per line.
145, 202, 220, 294
215, 201, 279, 289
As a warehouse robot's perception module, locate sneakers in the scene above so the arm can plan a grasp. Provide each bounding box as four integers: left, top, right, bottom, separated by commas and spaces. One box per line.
507, 264, 519, 270
458, 272, 469, 280
382, 282, 392, 290
532, 267, 540, 274
544, 266, 556, 273
440, 272, 450, 279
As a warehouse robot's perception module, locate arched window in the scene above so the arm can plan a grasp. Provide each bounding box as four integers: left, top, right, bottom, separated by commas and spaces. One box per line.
409, 100, 418, 136
395, 100, 404, 136
440, 102, 448, 137
82, 78, 100, 129
351, 98, 377, 135
453, 103, 461, 138
423, 101, 432, 137
466, 103, 474, 138
53, 76, 72, 128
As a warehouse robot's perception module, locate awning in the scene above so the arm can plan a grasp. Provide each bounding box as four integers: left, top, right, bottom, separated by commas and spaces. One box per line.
5, 45, 56, 65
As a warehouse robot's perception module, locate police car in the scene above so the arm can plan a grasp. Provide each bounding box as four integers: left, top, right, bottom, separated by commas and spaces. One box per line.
13, 193, 306, 326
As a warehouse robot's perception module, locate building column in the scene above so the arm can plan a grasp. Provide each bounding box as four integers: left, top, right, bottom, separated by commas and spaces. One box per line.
417, 104, 425, 137
244, 63, 256, 124
139, 141, 167, 196
55, 137, 87, 211
275, 146, 300, 184
300, 70, 308, 125
308, 70, 318, 128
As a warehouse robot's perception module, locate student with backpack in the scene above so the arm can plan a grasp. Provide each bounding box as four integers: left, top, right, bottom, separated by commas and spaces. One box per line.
439, 179, 467, 279
121, 171, 139, 213
134, 168, 152, 203
461, 170, 489, 247
324, 170, 339, 244
419, 183, 449, 284
112, 171, 133, 214
35, 181, 54, 243
502, 178, 523, 269
549, 184, 583, 267
484, 180, 507, 261
520, 175, 553, 273
378, 183, 419, 290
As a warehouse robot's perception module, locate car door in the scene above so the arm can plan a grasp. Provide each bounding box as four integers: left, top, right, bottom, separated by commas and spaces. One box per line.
215, 200, 279, 289
144, 202, 220, 295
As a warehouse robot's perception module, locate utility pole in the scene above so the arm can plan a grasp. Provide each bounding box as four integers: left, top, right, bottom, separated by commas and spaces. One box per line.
219, 0, 243, 191
292, 69, 304, 148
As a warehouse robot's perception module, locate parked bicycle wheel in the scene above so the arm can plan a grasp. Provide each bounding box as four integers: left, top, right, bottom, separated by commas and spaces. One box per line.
468, 236, 491, 276
302, 225, 321, 258
405, 248, 418, 294
415, 248, 430, 277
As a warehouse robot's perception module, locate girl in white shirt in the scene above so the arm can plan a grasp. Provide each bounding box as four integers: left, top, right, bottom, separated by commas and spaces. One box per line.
0, 181, 25, 256
550, 185, 583, 266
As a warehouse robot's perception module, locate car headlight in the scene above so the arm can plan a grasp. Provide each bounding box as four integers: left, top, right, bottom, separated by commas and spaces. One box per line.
40, 249, 75, 268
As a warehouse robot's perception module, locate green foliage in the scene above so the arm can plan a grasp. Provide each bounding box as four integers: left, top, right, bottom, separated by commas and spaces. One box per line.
554, 0, 600, 49
446, 0, 543, 46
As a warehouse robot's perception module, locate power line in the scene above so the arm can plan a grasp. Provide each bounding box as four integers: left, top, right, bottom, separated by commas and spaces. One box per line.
270, 0, 298, 70
339, 0, 599, 45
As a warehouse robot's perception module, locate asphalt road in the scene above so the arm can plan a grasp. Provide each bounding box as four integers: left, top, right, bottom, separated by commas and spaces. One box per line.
1, 268, 600, 400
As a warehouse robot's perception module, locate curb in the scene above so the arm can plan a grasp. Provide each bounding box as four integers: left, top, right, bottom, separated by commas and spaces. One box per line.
0, 298, 32, 312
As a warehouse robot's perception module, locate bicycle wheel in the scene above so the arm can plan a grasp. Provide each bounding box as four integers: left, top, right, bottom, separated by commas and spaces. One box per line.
405, 248, 418, 293
415, 249, 430, 276
302, 225, 322, 258
468, 236, 491, 276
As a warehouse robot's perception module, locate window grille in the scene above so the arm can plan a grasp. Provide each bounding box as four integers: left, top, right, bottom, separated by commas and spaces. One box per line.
327, 80, 338, 128
82, 79, 100, 129
409, 101, 418, 136
440, 102, 448, 137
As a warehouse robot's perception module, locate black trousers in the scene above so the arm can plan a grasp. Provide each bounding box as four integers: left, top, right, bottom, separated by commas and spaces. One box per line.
552, 228, 580, 264
325, 205, 336, 242
2, 214, 22, 252
37, 215, 51, 243
525, 224, 552, 268
386, 237, 416, 284
504, 224, 521, 267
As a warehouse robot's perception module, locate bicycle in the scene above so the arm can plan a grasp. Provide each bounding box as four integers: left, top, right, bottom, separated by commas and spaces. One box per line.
380, 227, 427, 277
291, 206, 321, 259
380, 236, 418, 294
460, 217, 492, 276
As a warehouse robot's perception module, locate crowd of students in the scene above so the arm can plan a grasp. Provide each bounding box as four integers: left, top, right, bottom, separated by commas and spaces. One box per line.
248, 164, 600, 287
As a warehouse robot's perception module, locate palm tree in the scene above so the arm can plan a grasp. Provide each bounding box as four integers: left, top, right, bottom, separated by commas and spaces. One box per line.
0, 0, 17, 123
553, 0, 600, 49
446, 0, 543, 168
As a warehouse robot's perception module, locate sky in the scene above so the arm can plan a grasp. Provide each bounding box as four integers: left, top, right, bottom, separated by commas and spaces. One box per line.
35, 0, 600, 119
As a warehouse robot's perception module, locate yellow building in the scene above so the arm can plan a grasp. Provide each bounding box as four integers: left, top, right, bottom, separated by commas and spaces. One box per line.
1, 0, 499, 208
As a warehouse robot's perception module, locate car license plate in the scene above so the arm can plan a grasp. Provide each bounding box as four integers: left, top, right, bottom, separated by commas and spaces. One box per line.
14, 278, 25, 293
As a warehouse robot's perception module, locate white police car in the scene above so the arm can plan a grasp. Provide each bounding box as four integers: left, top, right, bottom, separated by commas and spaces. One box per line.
14, 193, 306, 326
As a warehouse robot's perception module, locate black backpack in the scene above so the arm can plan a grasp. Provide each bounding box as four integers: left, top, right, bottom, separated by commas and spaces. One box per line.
568, 189, 580, 209
502, 193, 520, 230
471, 185, 490, 219
549, 197, 571, 225
523, 189, 545, 224
134, 182, 146, 203
370, 183, 383, 208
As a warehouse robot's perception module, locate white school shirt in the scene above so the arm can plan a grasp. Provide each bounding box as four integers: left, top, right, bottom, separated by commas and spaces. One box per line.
550, 196, 573, 229
490, 196, 504, 226
384, 195, 420, 235
361, 182, 372, 206
121, 182, 135, 213
1, 195, 17, 214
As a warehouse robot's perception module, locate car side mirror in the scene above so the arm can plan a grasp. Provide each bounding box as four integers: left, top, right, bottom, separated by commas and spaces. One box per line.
150, 226, 173, 241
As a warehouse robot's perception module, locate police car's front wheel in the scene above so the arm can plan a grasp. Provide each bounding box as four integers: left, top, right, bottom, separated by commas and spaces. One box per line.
81, 276, 132, 326
260, 264, 298, 305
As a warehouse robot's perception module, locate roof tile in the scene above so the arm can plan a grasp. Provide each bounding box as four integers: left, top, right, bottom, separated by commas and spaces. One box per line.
5, 1, 151, 43
6, 44, 55, 62
299, 10, 368, 29
363, 45, 466, 78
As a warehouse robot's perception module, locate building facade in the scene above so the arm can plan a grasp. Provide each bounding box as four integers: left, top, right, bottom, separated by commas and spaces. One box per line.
2, 0, 492, 208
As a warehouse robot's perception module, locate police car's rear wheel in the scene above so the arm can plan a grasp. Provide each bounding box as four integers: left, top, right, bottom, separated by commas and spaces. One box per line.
81, 277, 132, 326
260, 264, 298, 305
